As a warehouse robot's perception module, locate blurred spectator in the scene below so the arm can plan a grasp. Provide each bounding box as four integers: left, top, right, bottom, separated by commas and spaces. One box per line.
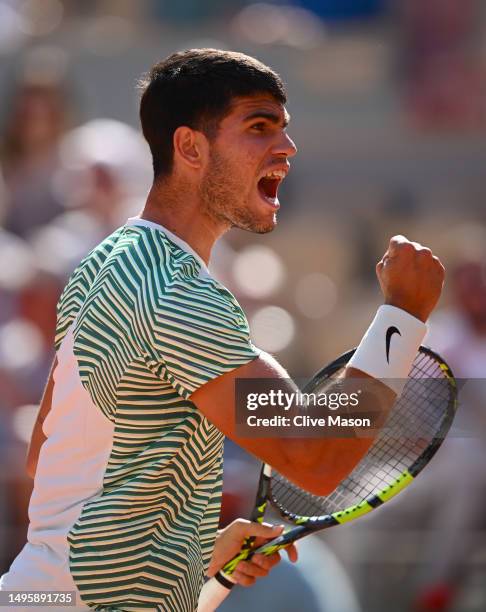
0, 69, 71, 236
410, 261, 486, 611
400, 0, 485, 130
30, 118, 153, 275
0, 232, 61, 408
427, 261, 486, 376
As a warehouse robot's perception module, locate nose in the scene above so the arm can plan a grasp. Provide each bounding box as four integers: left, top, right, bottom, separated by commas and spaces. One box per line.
274, 132, 298, 158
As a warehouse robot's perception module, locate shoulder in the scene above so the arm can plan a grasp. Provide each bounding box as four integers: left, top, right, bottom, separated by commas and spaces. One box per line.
118, 224, 203, 282
158, 272, 249, 331
149, 273, 257, 399
63, 226, 126, 290
55, 226, 126, 349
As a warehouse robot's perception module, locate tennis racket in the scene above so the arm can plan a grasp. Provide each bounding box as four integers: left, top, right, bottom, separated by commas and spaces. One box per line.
198, 345, 457, 612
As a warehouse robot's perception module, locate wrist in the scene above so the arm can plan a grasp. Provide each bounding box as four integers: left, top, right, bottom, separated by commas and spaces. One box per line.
348, 304, 427, 395
384, 299, 429, 323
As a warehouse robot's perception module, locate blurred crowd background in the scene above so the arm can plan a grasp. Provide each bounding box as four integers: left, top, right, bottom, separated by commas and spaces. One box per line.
1, 0, 486, 610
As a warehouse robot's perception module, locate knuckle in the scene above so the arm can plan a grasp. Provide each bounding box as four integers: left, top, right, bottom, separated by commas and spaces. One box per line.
252, 563, 271, 576
261, 556, 275, 569
252, 561, 268, 574
390, 239, 413, 255
252, 563, 267, 577
239, 561, 252, 573
417, 249, 432, 261
231, 518, 248, 536
252, 555, 266, 568
233, 571, 250, 586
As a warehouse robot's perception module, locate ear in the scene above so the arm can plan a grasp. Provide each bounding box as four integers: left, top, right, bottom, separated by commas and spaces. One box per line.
173, 126, 208, 171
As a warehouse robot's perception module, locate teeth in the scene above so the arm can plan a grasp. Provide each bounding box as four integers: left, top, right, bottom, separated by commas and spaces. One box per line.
264, 170, 286, 179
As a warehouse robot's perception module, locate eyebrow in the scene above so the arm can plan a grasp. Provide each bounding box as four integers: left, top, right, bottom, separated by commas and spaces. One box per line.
243, 110, 290, 127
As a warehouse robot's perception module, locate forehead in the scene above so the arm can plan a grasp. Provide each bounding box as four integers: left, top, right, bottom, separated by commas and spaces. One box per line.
223, 95, 289, 124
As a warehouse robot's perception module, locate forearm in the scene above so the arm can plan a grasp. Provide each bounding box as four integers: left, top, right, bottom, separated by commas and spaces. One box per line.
275, 369, 396, 494
193, 235, 443, 497
194, 348, 394, 495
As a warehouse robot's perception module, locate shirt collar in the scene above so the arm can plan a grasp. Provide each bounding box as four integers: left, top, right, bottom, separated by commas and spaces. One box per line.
126, 216, 209, 275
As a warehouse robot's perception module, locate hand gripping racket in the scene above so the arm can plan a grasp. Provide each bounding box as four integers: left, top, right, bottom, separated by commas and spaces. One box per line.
198, 346, 457, 612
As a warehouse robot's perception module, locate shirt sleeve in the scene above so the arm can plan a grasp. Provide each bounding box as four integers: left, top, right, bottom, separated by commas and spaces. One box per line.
55, 260, 94, 351
151, 279, 260, 399
55, 228, 125, 350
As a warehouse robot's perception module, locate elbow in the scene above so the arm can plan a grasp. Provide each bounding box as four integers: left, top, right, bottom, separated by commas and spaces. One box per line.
309, 478, 341, 497
292, 473, 341, 497
279, 442, 366, 498
297, 456, 365, 497
280, 455, 342, 496
277, 444, 341, 497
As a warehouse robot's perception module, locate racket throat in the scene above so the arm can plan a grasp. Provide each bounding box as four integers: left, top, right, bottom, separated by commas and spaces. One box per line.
254, 524, 310, 554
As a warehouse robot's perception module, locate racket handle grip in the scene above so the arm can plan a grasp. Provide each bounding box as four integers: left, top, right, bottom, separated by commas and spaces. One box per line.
198, 573, 235, 612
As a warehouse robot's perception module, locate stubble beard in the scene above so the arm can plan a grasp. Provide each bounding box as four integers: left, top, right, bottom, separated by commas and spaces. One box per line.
199, 150, 276, 234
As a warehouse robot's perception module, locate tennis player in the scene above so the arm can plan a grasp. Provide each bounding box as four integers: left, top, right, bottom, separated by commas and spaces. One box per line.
0, 49, 444, 611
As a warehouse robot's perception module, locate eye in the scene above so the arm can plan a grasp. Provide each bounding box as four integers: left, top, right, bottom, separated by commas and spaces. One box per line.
250, 122, 267, 132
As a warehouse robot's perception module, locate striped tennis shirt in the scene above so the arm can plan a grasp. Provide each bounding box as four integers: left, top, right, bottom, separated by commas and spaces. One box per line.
1, 218, 259, 611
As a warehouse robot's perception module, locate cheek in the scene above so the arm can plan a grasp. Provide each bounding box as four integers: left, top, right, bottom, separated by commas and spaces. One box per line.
234, 149, 263, 189
211, 138, 265, 197
221, 157, 255, 194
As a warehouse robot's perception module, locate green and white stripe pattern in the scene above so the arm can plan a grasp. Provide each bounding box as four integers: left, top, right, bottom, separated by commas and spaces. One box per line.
55, 220, 258, 611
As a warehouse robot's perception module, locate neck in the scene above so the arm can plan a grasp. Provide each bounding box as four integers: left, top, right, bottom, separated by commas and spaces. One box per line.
139, 178, 228, 266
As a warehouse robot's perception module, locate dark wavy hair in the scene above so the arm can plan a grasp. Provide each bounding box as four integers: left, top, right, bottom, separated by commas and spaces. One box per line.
138, 49, 286, 179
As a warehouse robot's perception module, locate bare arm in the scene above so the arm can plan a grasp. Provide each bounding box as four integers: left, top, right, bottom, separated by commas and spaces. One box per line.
26, 357, 57, 479
192, 235, 445, 496
191, 352, 394, 496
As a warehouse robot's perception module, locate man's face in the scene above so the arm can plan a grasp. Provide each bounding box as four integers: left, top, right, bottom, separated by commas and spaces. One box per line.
199, 95, 297, 234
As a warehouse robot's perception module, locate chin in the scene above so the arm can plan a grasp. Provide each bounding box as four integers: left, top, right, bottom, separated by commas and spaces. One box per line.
229, 198, 278, 233
255, 220, 277, 234
239, 220, 276, 235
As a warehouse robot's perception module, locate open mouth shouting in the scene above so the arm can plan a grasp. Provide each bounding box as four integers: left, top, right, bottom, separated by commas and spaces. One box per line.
257, 168, 288, 209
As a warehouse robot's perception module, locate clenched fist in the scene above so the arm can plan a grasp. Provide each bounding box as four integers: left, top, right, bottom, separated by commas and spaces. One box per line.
376, 235, 445, 322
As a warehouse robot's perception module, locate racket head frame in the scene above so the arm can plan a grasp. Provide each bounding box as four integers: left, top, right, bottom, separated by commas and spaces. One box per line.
219, 345, 458, 572
263, 345, 457, 534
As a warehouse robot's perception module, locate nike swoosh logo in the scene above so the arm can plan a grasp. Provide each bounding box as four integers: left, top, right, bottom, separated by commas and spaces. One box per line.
385, 326, 401, 363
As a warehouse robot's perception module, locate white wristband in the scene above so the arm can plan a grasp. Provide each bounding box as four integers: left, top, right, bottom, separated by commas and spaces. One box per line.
348, 305, 427, 395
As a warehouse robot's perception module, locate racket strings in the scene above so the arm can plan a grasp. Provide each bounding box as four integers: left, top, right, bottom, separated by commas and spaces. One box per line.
270, 351, 454, 519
